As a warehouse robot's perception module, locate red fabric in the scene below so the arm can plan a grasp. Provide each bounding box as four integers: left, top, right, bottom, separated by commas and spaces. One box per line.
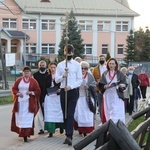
74, 121, 94, 133
11, 77, 41, 137
138, 74, 150, 86
101, 97, 106, 124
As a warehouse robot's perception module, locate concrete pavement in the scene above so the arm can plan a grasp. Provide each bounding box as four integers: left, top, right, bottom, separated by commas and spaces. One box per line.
0, 87, 149, 150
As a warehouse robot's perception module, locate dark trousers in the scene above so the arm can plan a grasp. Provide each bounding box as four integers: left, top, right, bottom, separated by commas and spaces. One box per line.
97, 91, 103, 119
129, 88, 136, 114
140, 86, 147, 99
124, 98, 129, 113
60, 88, 79, 139
129, 95, 134, 114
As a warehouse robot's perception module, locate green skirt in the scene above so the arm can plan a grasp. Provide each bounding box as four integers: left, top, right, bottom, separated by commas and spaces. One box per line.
44, 122, 64, 133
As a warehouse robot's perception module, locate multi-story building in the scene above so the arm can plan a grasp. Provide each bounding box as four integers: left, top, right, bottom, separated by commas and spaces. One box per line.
0, 0, 138, 68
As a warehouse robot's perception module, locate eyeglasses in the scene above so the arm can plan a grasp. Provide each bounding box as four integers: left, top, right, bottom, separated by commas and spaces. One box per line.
82, 68, 88, 70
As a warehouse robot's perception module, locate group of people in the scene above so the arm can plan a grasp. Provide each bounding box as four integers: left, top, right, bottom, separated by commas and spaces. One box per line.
93, 55, 149, 125
10, 44, 149, 146
10, 44, 97, 145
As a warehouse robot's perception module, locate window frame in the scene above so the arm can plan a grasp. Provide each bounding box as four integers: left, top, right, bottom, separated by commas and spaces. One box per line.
97, 21, 111, 31
84, 44, 92, 55
117, 44, 124, 54
22, 19, 36, 30
102, 44, 108, 54
116, 21, 128, 32
2, 18, 17, 29
78, 20, 93, 31
42, 19, 56, 30
41, 44, 55, 54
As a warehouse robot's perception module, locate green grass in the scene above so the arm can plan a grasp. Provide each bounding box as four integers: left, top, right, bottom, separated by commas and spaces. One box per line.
128, 116, 149, 145
0, 96, 13, 105
128, 116, 145, 132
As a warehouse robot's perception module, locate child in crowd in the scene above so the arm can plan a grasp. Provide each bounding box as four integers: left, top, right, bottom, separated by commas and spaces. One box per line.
134, 86, 141, 112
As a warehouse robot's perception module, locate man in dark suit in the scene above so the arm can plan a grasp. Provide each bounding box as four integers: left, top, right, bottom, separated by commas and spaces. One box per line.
128, 66, 140, 115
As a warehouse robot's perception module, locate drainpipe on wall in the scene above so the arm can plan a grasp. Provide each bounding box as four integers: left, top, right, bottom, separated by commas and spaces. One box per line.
37, 13, 42, 62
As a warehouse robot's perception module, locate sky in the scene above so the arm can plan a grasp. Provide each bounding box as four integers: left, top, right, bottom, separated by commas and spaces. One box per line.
128, 0, 150, 30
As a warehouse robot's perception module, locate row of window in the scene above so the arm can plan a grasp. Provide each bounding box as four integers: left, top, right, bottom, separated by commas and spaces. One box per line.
10, 43, 124, 55
2, 18, 129, 31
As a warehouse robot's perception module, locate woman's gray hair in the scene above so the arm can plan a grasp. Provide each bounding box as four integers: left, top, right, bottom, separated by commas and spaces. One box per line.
80, 61, 90, 68
120, 67, 127, 72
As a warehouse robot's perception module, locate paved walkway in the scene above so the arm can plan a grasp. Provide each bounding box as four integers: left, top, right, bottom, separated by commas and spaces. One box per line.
2, 87, 150, 150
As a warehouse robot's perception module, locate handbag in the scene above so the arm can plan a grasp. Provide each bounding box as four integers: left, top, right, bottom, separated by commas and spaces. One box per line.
46, 86, 59, 95
86, 90, 96, 114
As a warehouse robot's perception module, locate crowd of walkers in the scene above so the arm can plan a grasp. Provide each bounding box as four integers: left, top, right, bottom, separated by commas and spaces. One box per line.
10, 44, 149, 146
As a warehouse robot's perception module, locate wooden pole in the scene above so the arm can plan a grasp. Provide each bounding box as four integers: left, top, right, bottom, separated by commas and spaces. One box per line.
60, 12, 70, 119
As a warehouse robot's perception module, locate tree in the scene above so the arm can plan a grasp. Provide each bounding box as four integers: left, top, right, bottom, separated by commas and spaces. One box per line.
134, 28, 145, 61
37, 56, 50, 67
139, 28, 150, 61
58, 10, 85, 62
106, 52, 111, 61
124, 30, 136, 65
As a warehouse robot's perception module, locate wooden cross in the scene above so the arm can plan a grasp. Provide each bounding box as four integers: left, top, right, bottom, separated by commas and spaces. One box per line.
60, 12, 74, 119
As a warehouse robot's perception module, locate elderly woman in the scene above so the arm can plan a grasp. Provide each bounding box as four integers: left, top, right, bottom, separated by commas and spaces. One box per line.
74, 61, 97, 137
120, 67, 133, 113
11, 66, 41, 142
99, 58, 127, 124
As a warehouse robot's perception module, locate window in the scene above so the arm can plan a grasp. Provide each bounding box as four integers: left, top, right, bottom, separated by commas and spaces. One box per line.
78, 20, 92, 31
22, 19, 36, 29
102, 44, 108, 54
98, 21, 110, 31
2, 18, 17, 29
11, 43, 17, 53
42, 19, 55, 30
42, 44, 55, 54
117, 44, 124, 54
116, 21, 128, 31
26, 44, 36, 54
84, 44, 92, 54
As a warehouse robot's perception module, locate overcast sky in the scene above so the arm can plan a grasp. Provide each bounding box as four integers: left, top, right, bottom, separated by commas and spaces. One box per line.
128, 0, 150, 30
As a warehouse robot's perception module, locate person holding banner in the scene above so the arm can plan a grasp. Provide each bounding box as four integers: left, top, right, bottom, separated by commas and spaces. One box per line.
55, 44, 82, 146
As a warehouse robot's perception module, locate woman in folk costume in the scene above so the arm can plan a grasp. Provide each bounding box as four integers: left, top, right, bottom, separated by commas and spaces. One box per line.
74, 61, 97, 137
99, 58, 127, 124
11, 66, 41, 142
44, 62, 64, 138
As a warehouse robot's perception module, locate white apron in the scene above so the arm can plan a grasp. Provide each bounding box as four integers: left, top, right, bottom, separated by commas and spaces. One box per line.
15, 80, 34, 128
74, 96, 94, 127
44, 94, 63, 122
104, 74, 125, 123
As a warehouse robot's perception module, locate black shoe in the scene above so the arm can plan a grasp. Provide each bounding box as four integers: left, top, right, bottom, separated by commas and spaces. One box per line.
129, 112, 132, 116
23, 136, 28, 142
60, 128, 64, 134
79, 132, 82, 135
38, 130, 44, 134
48, 133, 53, 138
63, 137, 72, 146
83, 133, 87, 137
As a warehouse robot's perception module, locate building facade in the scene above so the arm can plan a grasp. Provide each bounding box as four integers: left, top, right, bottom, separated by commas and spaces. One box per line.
0, 0, 139, 68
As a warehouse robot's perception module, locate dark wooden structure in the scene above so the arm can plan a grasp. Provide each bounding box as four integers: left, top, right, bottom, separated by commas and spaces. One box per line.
73, 106, 150, 150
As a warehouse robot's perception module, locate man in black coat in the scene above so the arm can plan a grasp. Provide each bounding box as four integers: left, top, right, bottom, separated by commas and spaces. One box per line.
127, 66, 140, 115
33, 60, 48, 134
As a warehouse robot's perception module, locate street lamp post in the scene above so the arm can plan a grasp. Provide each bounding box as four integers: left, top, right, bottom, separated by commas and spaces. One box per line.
24, 30, 26, 66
